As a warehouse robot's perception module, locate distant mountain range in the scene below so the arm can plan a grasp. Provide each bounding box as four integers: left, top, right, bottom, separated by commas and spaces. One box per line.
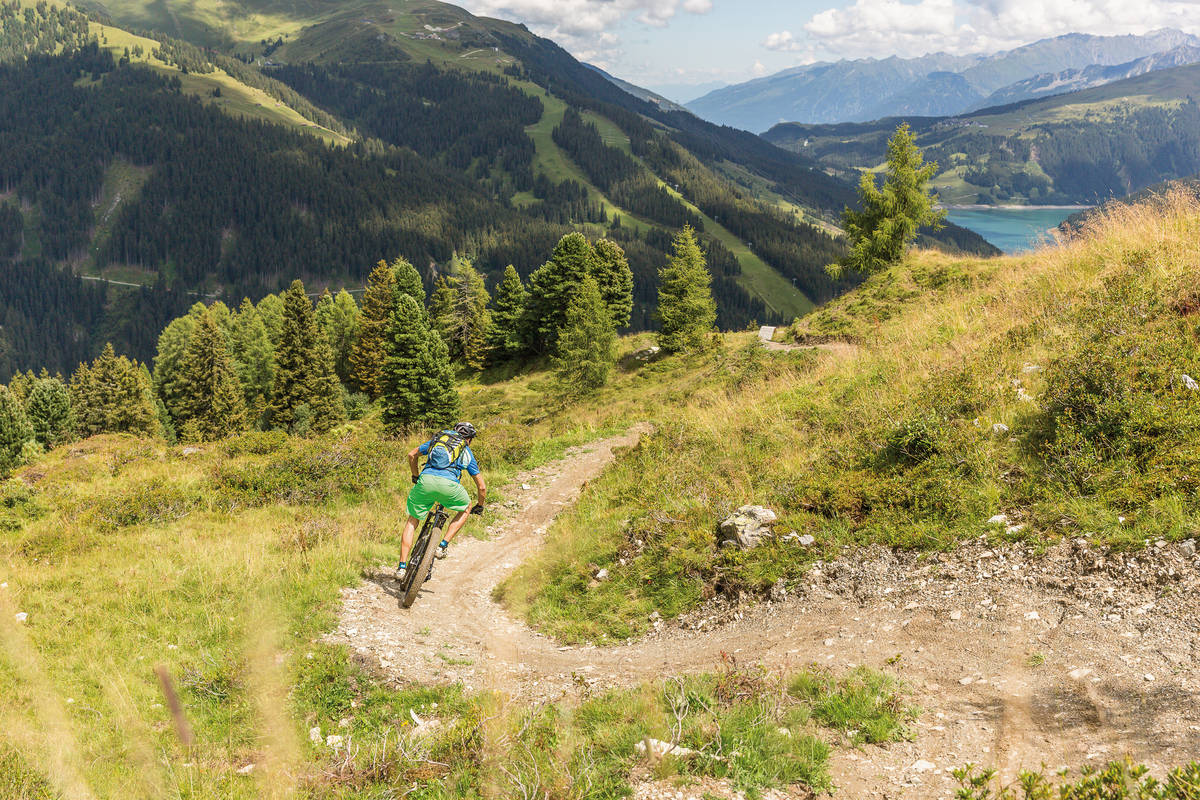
763, 61, 1200, 205
685, 29, 1200, 131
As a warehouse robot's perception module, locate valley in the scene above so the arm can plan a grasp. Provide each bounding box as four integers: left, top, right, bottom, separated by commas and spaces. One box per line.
5, 1, 1200, 798
764, 63, 1200, 206
3, 0, 921, 376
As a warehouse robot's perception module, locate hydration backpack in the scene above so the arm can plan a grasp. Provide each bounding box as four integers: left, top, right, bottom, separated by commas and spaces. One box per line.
424, 430, 467, 472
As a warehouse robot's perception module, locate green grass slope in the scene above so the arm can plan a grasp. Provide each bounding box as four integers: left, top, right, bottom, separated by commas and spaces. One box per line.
497, 189, 1200, 642
4, 193, 1200, 797
0, 380, 913, 798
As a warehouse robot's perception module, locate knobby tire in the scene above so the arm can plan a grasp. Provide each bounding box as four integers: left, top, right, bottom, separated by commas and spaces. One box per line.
402, 509, 442, 609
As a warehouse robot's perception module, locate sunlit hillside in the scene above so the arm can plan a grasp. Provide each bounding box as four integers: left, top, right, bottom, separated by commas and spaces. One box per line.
4, 191, 1200, 797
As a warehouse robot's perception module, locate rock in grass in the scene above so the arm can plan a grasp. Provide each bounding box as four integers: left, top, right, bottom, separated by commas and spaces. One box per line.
1178, 374, 1199, 391
634, 738, 697, 759
718, 505, 777, 550
595, 568, 610, 581
987, 514, 1009, 526
991, 422, 1010, 436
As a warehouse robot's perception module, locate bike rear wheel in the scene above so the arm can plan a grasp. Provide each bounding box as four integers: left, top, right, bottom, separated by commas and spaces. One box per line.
401, 506, 446, 608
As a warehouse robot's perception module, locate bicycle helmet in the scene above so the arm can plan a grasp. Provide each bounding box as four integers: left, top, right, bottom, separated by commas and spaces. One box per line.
453, 421, 478, 439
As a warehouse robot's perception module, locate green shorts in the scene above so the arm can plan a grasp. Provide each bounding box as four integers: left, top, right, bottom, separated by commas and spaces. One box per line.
406, 474, 471, 520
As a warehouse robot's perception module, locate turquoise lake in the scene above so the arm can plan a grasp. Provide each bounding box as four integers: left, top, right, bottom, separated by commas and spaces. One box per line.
944, 207, 1087, 254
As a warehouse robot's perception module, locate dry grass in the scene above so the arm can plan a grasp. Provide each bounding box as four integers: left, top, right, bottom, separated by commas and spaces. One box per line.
499, 188, 1200, 642
3, 190, 1200, 794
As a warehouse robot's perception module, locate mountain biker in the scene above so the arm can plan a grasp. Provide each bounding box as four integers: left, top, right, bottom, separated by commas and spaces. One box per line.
395, 422, 485, 581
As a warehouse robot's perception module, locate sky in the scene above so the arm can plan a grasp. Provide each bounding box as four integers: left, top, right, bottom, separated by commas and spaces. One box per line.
455, 0, 1200, 102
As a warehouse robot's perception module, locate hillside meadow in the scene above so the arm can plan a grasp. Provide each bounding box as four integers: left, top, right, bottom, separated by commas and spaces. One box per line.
3, 191, 1200, 796
498, 189, 1200, 641
0, 349, 910, 797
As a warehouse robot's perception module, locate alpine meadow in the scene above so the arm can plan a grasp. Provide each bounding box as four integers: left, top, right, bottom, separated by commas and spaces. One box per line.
4, 1, 1200, 799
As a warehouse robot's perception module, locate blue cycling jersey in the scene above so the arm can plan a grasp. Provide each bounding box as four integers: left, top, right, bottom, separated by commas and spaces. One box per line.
419, 432, 480, 482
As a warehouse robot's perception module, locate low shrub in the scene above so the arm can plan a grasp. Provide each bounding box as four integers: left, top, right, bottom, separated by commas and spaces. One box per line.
214, 436, 396, 507
954, 760, 1200, 799
85, 477, 205, 530
0, 479, 44, 532
220, 429, 290, 457
879, 414, 946, 467
1032, 278, 1200, 511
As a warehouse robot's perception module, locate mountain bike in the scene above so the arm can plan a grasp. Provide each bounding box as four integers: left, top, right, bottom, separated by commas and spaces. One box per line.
399, 503, 448, 608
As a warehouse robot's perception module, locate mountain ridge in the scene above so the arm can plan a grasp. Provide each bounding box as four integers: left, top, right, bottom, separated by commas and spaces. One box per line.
687, 28, 1200, 131
763, 60, 1200, 205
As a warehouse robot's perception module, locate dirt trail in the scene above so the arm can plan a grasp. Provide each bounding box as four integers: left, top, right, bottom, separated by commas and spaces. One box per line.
331, 431, 1200, 798
757, 326, 857, 357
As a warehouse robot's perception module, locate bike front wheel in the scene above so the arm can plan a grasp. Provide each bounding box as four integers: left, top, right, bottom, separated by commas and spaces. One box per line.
401, 510, 442, 609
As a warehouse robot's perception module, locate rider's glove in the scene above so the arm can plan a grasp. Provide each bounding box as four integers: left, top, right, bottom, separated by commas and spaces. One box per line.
411, 474, 419, 485
470, 504, 484, 516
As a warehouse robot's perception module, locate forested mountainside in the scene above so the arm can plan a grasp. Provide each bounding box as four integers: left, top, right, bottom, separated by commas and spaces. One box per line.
764, 63, 1200, 205
0, 0, 996, 379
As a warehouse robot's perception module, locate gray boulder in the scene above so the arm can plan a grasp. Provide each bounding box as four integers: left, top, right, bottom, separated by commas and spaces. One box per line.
634, 345, 662, 361
718, 505, 777, 550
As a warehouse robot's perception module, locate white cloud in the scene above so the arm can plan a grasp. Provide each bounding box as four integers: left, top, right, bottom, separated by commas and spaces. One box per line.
798, 0, 1200, 60
752, 59, 768, 75
458, 0, 714, 63
763, 30, 804, 51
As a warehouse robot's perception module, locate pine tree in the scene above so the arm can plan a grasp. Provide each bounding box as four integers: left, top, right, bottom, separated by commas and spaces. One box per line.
153, 303, 205, 425
177, 308, 248, 441
431, 257, 491, 370
486, 264, 528, 362
71, 344, 159, 438
314, 289, 360, 385
0, 386, 34, 474
208, 300, 235, 343
230, 298, 275, 421
7, 370, 36, 405
428, 275, 456, 353
308, 334, 346, 434
350, 260, 398, 399
392, 256, 425, 307
24, 377, 73, 449
524, 232, 595, 352
256, 293, 285, 348
836, 122, 945, 276
553, 275, 616, 394
591, 238, 634, 330
657, 225, 717, 354
156, 398, 177, 444
267, 280, 344, 434
380, 294, 459, 434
